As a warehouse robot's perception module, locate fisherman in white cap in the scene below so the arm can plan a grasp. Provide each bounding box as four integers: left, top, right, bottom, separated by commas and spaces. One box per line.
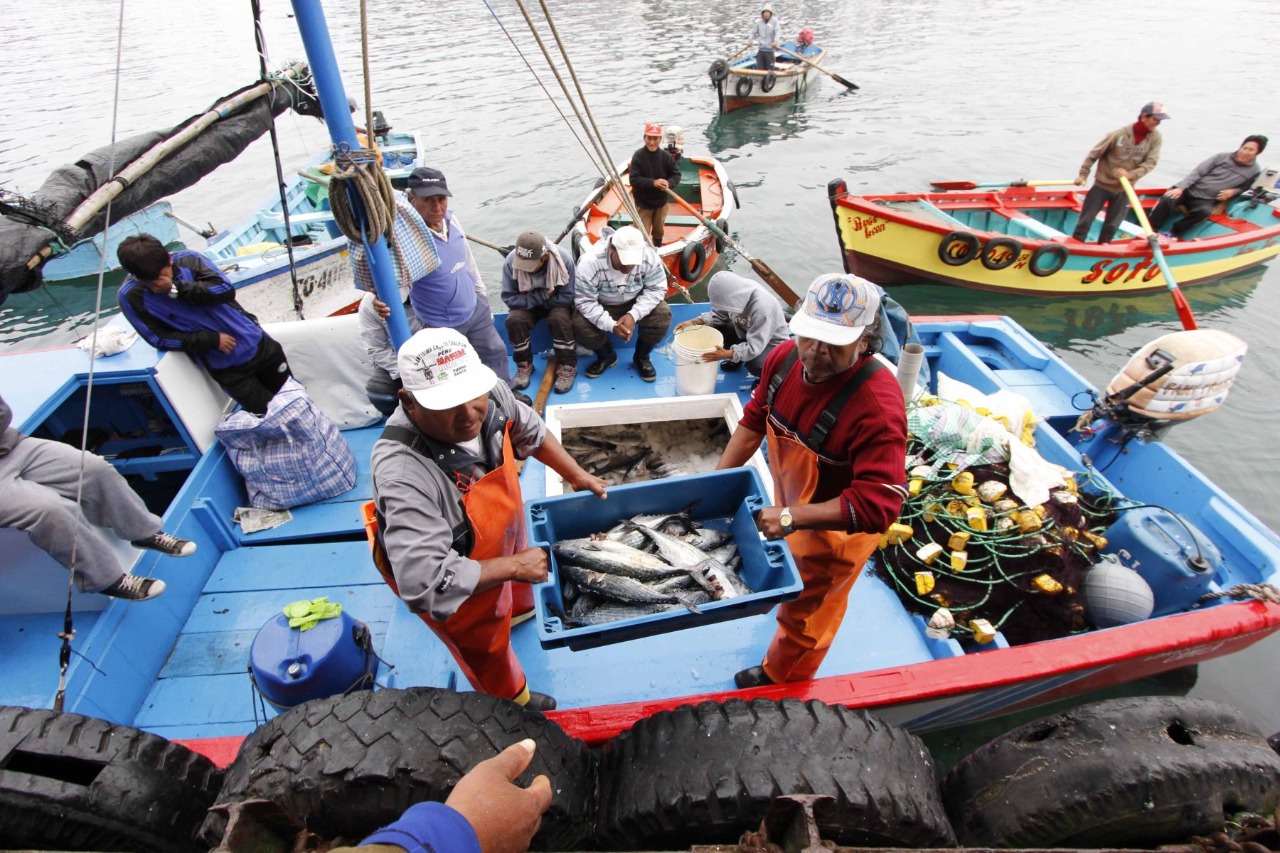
368, 328, 607, 712
717, 273, 908, 688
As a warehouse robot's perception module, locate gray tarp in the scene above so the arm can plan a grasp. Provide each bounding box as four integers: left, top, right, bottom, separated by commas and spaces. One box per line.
0, 81, 307, 305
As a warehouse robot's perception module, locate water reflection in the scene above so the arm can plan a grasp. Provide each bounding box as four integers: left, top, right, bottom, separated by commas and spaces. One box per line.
704, 98, 816, 156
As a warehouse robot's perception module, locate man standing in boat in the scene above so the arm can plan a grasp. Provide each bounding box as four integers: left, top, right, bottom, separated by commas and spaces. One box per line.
1071, 101, 1168, 244
749, 7, 781, 70
716, 274, 908, 688
350, 167, 513, 390
501, 231, 579, 394
368, 328, 607, 712
1147, 135, 1268, 238
572, 225, 672, 382
116, 235, 292, 416
629, 123, 681, 247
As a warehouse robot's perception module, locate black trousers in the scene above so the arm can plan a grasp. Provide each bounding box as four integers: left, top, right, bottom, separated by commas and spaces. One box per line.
209, 334, 291, 415
1148, 193, 1217, 237
1071, 185, 1131, 244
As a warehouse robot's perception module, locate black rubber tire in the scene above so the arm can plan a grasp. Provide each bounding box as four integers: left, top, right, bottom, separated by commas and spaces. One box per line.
708, 59, 729, 83
204, 688, 597, 851
714, 218, 729, 253
595, 698, 956, 850
1028, 241, 1069, 276
677, 240, 707, 282
761, 71, 778, 93
980, 236, 1023, 270
1270, 730, 1280, 755
0, 705, 223, 852
938, 230, 980, 265
735, 75, 753, 97
942, 696, 1280, 849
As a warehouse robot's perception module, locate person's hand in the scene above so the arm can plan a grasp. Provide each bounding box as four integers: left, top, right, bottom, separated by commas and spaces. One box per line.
1074, 176, 1086, 186
567, 470, 609, 498
614, 314, 637, 342
508, 547, 549, 584
654, 179, 670, 191
446, 739, 553, 853
1217, 188, 1237, 201
1164, 187, 1185, 200
701, 346, 733, 363
217, 333, 237, 353
373, 297, 390, 320
1114, 168, 1129, 180
755, 505, 787, 540
674, 318, 703, 333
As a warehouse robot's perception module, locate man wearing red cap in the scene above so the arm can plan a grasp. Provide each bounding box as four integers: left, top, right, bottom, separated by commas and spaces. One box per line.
629, 123, 681, 246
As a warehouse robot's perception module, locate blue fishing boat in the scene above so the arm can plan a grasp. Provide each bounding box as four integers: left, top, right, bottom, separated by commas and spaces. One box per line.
41, 202, 181, 283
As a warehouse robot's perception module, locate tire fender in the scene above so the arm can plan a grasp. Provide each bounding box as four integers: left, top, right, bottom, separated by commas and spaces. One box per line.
761, 72, 778, 93
1028, 242, 1069, 277
678, 240, 707, 281
735, 76, 753, 97
714, 218, 729, 254
980, 236, 1023, 271
938, 230, 980, 266
708, 59, 729, 83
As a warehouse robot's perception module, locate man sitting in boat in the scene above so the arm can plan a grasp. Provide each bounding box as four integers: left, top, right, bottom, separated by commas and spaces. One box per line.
116, 235, 292, 416
0, 393, 196, 602
1071, 101, 1168, 244
349, 167, 513, 391
368, 329, 607, 712
1148, 134, 1268, 238
716, 274, 908, 687
674, 270, 791, 377
749, 7, 781, 70
629, 123, 681, 247
572, 225, 673, 382
502, 230, 578, 394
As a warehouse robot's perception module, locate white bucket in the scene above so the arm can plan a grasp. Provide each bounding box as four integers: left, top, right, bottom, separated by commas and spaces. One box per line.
671, 325, 725, 396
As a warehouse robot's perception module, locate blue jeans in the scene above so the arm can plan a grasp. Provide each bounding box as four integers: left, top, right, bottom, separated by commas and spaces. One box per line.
451, 296, 512, 386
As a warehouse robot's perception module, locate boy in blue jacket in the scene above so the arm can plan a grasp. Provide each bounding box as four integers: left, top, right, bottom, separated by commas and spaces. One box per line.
117, 234, 291, 415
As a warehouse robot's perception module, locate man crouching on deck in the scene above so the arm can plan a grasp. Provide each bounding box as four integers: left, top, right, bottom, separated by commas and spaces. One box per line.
717, 274, 908, 687
369, 328, 608, 711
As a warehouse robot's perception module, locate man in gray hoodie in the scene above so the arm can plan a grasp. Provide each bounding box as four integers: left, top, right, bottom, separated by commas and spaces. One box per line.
675, 271, 791, 376
1148, 135, 1268, 238
0, 393, 195, 601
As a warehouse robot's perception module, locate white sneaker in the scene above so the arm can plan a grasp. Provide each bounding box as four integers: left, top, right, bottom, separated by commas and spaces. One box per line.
101, 574, 166, 601
131, 531, 197, 557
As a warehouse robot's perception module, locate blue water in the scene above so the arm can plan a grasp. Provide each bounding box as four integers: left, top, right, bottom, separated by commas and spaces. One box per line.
1, 0, 1278, 734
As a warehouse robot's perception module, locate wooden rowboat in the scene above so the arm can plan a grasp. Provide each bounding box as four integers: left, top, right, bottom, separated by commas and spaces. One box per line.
827, 178, 1280, 297
710, 41, 827, 114
569, 153, 736, 297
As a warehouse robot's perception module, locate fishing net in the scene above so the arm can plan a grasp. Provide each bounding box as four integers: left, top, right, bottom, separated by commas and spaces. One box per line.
874, 394, 1117, 646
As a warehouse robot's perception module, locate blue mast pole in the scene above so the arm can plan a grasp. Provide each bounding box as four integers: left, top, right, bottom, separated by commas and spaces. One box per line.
289, 0, 411, 348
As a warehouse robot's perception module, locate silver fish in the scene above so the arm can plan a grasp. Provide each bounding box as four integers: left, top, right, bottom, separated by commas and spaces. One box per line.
560, 563, 681, 605
554, 539, 687, 582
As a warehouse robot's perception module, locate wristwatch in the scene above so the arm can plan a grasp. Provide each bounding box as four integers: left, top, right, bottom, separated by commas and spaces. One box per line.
779, 506, 795, 536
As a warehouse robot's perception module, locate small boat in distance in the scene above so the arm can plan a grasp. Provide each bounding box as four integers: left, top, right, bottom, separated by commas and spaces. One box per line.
569, 143, 736, 297
709, 40, 828, 114
827, 178, 1280, 297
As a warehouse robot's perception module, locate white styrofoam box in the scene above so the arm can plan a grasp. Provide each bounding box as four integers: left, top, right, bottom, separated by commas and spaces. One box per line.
542, 392, 774, 501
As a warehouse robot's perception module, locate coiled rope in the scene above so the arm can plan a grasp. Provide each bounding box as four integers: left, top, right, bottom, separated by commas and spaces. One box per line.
1198, 583, 1280, 606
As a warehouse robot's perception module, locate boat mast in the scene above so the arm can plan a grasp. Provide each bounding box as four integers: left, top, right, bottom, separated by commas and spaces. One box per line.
290, 0, 410, 348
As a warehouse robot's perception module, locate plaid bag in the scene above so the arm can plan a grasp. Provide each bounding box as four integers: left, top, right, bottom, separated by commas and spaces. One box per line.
216, 379, 357, 509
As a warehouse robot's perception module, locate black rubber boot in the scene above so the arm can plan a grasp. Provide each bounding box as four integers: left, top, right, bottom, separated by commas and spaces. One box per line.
585, 344, 617, 378
633, 341, 657, 382
734, 665, 775, 689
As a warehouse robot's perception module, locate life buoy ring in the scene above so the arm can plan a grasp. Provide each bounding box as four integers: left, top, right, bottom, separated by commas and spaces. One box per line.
708, 60, 729, 83
714, 218, 729, 254
678, 241, 707, 281
1028, 243, 1069, 277
938, 231, 980, 266
735, 76, 753, 98
761, 72, 778, 93
980, 237, 1023, 271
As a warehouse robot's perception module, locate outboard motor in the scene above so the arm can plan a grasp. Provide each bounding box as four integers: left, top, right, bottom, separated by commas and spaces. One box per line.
1077, 329, 1247, 443
664, 126, 685, 163
797, 27, 816, 50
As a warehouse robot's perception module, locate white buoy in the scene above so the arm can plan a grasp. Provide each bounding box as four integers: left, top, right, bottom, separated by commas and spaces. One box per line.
1083, 554, 1155, 628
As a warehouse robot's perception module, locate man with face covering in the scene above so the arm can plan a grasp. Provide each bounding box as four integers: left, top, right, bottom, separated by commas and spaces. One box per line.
674, 270, 791, 376
749, 8, 781, 70
717, 274, 908, 688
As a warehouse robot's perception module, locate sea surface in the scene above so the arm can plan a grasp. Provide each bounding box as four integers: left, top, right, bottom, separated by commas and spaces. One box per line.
1, 0, 1278, 734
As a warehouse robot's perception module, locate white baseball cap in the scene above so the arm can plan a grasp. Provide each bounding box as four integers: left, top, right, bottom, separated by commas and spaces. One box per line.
611, 225, 646, 266
397, 328, 497, 410
788, 273, 882, 346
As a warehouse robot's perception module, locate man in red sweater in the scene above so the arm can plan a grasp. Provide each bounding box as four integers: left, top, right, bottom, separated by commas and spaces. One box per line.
717, 273, 908, 687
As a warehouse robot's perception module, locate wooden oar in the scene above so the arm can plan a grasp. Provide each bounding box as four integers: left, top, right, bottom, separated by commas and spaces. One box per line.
662, 187, 799, 307
930, 179, 1075, 191
466, 234, 515, 258
776, 47, 859, 90
1118, 175, 1198, 331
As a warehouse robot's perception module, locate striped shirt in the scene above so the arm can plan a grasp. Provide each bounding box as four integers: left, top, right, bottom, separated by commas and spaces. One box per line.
573, 235, 667, 331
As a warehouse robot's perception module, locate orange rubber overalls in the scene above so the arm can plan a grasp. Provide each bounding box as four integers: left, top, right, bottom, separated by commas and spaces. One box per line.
760, 357, 884, 684
370, 423, 534, 703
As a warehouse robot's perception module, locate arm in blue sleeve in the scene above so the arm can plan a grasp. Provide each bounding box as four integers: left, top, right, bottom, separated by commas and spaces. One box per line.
357, 801, 481, 853
171, 251, 237, 305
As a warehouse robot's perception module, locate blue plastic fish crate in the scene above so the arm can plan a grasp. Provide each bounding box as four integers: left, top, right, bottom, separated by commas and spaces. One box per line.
525, 467, 801, 650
